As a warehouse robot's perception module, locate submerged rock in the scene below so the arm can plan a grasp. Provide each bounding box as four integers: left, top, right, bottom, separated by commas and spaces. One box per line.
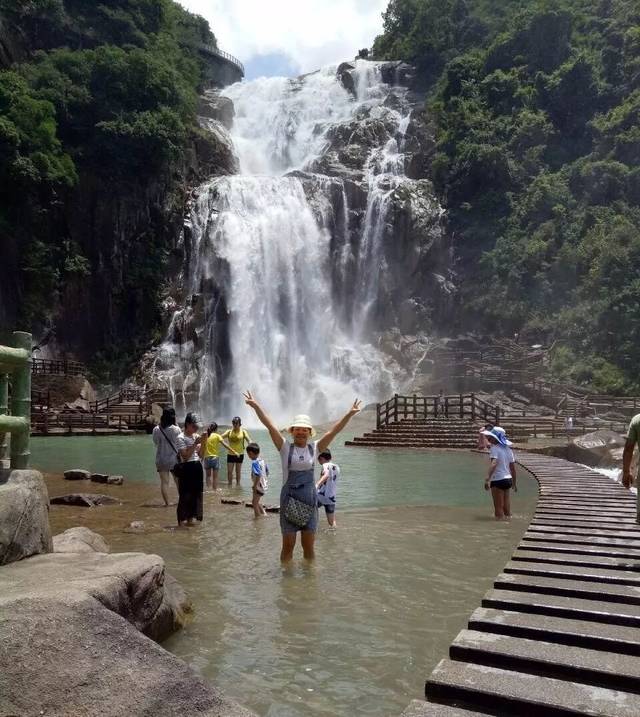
90, 472, 108, 483
0, 469, 53, 565
50, 493, 122, 507
64, 468, 90, 481
108, 475, 124, 485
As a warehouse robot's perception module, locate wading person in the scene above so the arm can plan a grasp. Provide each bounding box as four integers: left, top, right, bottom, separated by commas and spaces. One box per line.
176, 412, 204, 527
203, 422, 237, 491
247, 442, 269, 517
243, 390, 361, 561
481, 426, 517, 520
152, 406, 181, 506
622, 413, 640, 522
222, 417, 251, 487
316, 450, 341, 527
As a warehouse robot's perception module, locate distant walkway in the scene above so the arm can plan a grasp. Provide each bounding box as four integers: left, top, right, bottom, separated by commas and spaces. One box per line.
405, 453, 640, 716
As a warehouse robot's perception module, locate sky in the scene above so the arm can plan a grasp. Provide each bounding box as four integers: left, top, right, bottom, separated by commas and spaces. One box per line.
179, 0, 389, 79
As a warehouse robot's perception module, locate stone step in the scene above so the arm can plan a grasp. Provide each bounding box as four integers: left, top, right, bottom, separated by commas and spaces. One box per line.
527, 524, 640, 540
530, 517, 640, 531
481, 590, 640, 628
475, 596, 640, 636
523, 532, 640, 550
450, 628, 640, 692
504, 559, 640, 587
536, 502, 636, 513
425, 659, 640, 716
511, 548, 640, 571
494, 571, 640, 604
517, 541, 640, 560
400, 701, 491, 717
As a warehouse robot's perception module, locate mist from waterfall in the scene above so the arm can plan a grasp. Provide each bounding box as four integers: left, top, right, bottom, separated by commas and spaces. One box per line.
157, 61, 424, 424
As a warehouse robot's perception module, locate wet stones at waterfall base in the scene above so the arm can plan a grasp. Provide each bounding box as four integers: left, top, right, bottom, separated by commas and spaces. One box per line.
64, 468, 125, 485
53, 526, 110, 553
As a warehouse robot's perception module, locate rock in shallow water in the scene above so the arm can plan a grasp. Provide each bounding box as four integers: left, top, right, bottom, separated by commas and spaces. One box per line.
50, 493, 122, 507
53, 526, 110, 553
0, 551, 255, 716
90, 472, 109, 483
108, 474, 124, 485
64, 468, 91, 480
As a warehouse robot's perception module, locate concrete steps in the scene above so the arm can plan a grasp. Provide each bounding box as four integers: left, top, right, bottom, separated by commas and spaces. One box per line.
411, 452, 640, 716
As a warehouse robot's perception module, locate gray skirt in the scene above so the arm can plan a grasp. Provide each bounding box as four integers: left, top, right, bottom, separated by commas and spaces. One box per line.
280, 468, 318, 534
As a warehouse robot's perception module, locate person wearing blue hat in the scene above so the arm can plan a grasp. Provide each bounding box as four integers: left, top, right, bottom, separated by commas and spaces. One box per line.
481, 427, 517, 520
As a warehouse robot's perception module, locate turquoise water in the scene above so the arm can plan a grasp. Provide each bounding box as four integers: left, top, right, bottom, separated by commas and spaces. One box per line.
39, 434, 538, 716
32, 431, 537, 509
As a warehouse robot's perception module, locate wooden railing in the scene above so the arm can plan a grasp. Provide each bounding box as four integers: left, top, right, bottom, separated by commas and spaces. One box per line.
31, 357, 86, 376
376, 393, 500, 429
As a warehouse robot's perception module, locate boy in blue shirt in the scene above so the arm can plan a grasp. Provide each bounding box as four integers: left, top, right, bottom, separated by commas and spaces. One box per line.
247, 442, 269, 517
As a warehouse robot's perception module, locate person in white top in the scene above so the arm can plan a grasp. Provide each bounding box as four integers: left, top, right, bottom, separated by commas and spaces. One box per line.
316, 450, 341, 527
243, 390, 360, 562
481, 426, 517, 520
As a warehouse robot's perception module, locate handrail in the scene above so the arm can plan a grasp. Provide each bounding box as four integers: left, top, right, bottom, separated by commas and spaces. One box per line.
31, 357, 86, 376
196, 43, 244, 75
0, 332, 31, 468
375, 393, 500, 429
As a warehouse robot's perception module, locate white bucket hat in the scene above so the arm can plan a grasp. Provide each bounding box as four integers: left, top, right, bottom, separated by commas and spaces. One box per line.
287, 414, 316, 437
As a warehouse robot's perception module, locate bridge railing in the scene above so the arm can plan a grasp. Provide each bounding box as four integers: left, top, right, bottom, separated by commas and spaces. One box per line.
31, 357, 86, 376
376, 393, 500, 429
0, 332, 31, 469
197, 43, 244, 75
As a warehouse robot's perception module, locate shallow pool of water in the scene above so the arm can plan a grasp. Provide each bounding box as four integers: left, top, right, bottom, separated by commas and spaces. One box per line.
35, 434, 537, 716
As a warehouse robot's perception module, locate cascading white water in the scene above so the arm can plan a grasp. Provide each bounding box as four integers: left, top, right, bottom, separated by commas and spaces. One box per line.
156, 61, 435, 424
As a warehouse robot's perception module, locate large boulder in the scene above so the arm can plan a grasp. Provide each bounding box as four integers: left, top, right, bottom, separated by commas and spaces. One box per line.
568, 430, 627, 468
198, 91, 235, 129
0, 469, 52, 565
53, 526, 110, 554
0, 552, 255, 717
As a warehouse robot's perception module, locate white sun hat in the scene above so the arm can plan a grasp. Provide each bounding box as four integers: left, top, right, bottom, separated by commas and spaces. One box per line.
287, 414, 316, 437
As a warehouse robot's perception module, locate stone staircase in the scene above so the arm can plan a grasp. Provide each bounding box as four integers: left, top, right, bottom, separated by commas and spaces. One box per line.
346, 419, 480, 449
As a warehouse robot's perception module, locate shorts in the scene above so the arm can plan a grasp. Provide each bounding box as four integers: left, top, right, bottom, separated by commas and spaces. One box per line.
204, 456, 219, 470
491, 479, 512, 490
318, 499, 336, 514
227, 454, 244, 464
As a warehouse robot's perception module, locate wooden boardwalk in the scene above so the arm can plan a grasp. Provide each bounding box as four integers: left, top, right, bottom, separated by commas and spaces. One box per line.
404, 452, 640, 716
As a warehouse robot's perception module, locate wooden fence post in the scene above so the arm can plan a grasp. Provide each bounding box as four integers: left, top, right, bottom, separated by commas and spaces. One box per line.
471, 393, 476, 421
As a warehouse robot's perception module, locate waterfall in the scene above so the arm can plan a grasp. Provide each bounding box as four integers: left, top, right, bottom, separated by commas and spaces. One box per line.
154, 60, 443, 424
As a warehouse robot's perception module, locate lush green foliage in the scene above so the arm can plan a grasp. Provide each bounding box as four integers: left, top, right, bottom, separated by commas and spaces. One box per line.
0, 0, 215, 360
374, 0, 640, 392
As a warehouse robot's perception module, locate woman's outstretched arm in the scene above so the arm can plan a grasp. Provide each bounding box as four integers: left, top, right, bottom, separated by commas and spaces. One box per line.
317, 399, 362, 453
243, 390, 284, 451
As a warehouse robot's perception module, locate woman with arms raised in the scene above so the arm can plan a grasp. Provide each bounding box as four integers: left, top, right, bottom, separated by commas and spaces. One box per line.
243, 390, 361, 561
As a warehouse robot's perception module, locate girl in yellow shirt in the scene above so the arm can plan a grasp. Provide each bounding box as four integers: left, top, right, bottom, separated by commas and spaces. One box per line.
203, 422, 236, 491
222, 416, 251, 486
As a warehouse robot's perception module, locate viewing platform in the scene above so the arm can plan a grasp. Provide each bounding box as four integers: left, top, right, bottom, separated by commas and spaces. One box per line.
405, 453, 640, 716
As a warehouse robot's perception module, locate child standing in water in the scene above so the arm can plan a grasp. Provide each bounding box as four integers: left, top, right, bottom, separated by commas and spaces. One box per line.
203, 422, 237, 491
247, 442, 269, 517
481, 427, 517, 520
316, 450, 341, 527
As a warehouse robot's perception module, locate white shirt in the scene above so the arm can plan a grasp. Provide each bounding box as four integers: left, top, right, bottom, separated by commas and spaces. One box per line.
279, 440, 317, 483
152, 424, 181, 470
489, 444, 515, 482
177, 432, 201, 462
317, 461, 340, 504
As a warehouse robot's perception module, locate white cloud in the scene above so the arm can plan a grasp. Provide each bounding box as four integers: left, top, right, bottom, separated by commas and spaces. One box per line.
178, 0, 388, 75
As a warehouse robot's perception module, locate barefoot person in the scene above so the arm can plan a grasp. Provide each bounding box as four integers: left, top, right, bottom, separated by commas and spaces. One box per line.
152, 406, 180, 506
316, 450, 341, 527
176, 412, 204, 527
243, 390, 361, 561
481, 427, 517, 520
222, 417, 251, 487
203, 422, 237, 491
